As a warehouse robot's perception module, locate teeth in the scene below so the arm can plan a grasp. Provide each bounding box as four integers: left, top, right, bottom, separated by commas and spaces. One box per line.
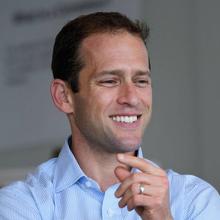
112, 115, 138, 123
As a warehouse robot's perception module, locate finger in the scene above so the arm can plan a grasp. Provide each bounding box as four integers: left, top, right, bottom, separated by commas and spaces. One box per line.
118, 183, 140, 208
127, 194, 154, 211
118, 183, 164, 208
114, 166, 130, 182
115, 172, 166, 197
116, 154, 166, 176
127, 191, 171, 212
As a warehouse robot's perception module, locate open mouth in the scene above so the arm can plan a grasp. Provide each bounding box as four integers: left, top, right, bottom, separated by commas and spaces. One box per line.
110, 115, 141, 123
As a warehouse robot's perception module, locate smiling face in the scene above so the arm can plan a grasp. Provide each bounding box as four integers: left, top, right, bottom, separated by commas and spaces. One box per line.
71, 32, 152, 154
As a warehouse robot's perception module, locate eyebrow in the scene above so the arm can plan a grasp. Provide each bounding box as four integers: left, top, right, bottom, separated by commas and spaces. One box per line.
94, 69, 151, 79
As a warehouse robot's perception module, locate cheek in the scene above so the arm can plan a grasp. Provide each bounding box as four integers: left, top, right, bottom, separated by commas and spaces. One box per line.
73, 96, 88, 120
140, 89, 152, 106
91, 90, 115, 112
148, 92, 153, 105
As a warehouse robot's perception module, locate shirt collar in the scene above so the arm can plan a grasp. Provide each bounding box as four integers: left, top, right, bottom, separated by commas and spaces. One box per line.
54, 138, 85, 193
54, 137, 144, 193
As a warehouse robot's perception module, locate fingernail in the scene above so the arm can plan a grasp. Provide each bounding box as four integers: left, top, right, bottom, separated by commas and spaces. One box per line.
118, 200, 124, 208
117, 153, 124, 161
114, 187, 121, 198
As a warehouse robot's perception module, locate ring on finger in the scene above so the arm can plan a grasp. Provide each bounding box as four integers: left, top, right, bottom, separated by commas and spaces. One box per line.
139, 184, 145, 194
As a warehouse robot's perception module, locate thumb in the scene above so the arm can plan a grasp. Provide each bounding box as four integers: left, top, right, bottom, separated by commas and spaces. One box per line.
114, 166, 130, 182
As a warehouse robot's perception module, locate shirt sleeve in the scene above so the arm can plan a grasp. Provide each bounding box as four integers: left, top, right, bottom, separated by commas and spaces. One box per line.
0, 183, 41, 220
184, 175, 220, 220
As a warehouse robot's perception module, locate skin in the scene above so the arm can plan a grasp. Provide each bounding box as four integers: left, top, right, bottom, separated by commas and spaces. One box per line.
115, 154, 173, 220
72, 32, 152, 154
51, 31, 173, 219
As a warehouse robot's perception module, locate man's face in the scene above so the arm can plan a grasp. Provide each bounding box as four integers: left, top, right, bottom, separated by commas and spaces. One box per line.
71, 32, 152, 153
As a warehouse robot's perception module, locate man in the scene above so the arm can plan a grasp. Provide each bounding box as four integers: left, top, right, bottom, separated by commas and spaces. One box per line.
0, 12, 219, 220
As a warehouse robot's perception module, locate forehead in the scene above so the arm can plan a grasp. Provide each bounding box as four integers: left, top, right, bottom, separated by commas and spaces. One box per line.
81, 31, 146, 52
81, 32, 148, 65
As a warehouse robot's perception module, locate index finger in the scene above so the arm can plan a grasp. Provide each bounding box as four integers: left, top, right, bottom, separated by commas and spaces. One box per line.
116, 153, 166, 176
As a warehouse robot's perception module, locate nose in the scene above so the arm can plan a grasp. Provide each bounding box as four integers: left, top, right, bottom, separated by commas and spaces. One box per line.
117, 83, 139, 106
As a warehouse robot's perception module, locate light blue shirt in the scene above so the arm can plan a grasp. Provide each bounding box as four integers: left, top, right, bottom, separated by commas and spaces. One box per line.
0, 139, 220, 219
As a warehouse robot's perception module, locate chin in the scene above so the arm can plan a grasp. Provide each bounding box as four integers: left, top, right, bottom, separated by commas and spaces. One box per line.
116, 142, 141, 153
106, 135, 142, 153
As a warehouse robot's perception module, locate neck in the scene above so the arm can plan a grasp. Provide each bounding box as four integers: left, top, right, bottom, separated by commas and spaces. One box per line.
70, 137, 134, 192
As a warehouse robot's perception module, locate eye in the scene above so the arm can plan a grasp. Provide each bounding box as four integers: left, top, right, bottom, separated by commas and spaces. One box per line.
135, 77, 152, 88
98, 79, 120, 87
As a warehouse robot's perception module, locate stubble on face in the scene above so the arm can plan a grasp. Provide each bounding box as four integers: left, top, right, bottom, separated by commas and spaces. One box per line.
70, 32, 152, 154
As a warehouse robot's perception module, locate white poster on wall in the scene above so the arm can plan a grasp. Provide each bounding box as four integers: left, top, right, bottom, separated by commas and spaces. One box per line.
0, 0, 143, 150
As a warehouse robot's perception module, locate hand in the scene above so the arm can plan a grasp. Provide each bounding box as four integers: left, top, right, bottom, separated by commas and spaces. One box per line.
114, 154, 173, 220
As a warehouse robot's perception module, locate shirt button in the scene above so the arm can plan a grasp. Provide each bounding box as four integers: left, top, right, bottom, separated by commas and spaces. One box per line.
107, 208, 115, 217
85, 181, 92, 188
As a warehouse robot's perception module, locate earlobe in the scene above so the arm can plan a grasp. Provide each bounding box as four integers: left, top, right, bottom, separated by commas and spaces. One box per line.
50, 79, 74, 113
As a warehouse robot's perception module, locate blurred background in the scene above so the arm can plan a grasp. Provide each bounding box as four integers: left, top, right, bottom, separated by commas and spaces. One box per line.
0, 0, 219, 191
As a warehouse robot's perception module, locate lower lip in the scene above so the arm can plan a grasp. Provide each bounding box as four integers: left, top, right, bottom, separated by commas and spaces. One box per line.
111, 118, 141, 129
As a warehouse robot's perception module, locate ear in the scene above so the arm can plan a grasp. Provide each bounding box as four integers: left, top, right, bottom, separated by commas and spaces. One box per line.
50, 79, 74, 114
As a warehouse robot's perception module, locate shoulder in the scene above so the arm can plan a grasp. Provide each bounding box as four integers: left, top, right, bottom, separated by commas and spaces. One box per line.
0, 158, 57, 219
167, 169, 219, 198
167, 169, 220, 219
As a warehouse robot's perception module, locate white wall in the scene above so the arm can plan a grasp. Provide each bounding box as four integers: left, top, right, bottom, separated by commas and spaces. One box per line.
195, 0, 220, 189
141, 0, 220, 191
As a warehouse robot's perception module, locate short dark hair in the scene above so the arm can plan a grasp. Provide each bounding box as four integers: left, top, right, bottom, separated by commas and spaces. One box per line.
51, 12, 150, 92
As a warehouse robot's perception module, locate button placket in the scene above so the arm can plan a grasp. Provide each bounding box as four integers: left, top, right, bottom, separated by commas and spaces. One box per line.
107, 208, 115, 217
102, 183, 122, 219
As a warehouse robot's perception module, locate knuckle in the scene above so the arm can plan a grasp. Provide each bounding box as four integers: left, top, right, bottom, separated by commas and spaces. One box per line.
159, 168, 167, 176
131, 194, 144, 206
158, 187, 165, 195
154, 197, 163, 207
131, 183, 138, 194
130, 173, 138, 181
130, 173, 136, 181
161, 176, 169, 187
131, 195, 139, 204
